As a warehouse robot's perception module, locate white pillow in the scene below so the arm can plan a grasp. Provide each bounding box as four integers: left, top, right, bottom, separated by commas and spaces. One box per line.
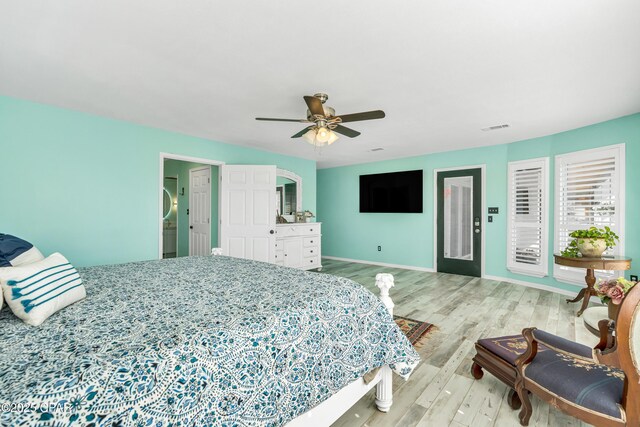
10, 246, 45, 266
0, 253, 86, 326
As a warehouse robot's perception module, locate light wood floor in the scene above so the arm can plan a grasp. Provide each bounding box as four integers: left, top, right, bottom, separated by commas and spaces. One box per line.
321, 259, 599, 427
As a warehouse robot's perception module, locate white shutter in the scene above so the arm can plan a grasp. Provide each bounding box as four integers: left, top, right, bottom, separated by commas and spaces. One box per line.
507, 158, 549, 277
554, 144, 625, 284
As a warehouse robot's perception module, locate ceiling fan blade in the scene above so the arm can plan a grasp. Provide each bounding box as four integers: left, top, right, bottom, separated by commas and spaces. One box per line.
256, 117, 310, 122
333, 124, 361, 138
304, 95, 325, 117
336, 110, 385, 123
291, 127, 312, 138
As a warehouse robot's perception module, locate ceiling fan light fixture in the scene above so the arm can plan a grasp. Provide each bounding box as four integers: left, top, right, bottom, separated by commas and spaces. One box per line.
302, 129, 317, 144
258, 93, 385, 147
316, 126, 330, 143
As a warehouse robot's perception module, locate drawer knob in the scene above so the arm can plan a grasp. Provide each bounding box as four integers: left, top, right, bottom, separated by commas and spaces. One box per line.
310, 240, 314, 243
310, 260, 313, 263
310, 250, 313, 253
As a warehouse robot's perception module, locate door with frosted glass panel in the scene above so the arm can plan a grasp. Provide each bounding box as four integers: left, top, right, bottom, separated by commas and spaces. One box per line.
437, 168, 482, 277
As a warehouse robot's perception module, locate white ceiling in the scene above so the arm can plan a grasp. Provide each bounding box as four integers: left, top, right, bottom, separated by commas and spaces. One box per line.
1, 1, 639, 168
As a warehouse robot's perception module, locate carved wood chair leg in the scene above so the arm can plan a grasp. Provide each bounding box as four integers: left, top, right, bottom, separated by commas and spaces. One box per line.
515, 378, 532, 426
507, 388, 522, 410
471, 362, 484, 380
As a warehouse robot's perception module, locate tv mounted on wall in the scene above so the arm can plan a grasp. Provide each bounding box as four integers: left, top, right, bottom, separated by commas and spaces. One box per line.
359, 169, 423, 213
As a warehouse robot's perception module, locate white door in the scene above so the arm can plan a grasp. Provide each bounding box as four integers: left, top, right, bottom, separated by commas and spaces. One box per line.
220, 165, 276, 263
189, 167, 211, 256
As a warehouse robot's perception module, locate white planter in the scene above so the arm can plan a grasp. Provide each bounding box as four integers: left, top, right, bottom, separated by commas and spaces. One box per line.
577, 238, 607, 258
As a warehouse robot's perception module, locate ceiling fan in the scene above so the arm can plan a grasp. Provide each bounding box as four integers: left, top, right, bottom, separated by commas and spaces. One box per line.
255, 93, 385, 146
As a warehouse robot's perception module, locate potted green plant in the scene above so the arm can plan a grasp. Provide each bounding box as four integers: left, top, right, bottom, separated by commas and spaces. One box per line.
560, 226, 619, 258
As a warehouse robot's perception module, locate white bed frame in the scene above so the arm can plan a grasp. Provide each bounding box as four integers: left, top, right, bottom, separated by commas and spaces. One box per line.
286, 273, 396, 427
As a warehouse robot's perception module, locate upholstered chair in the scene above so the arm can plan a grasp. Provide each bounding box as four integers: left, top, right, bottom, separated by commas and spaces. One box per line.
514, 283, 640, 426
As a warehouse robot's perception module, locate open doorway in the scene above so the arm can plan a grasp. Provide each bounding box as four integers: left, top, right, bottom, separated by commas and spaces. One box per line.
160, 154, 224, 259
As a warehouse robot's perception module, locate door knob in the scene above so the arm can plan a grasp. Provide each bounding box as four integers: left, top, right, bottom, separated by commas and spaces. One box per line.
269, 230, 275, 234
190, 226, 193, 229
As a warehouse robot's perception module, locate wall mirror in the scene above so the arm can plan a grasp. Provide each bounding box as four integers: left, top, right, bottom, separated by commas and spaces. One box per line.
162, 188, 172, 219
276, 169, 302, 222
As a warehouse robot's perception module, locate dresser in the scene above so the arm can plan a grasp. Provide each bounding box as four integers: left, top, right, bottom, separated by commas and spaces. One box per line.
274, 223, 322, 271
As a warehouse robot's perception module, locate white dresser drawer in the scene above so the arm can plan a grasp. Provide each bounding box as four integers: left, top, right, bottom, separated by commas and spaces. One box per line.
303, 237, 319, 247
276, 226, 301, 237
276, 223, 321, 237
301, 224, 321, 236
303, 256, 320, 268
303, 247, 318, 257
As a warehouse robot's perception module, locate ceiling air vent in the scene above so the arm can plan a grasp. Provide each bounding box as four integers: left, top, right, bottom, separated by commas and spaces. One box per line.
481, 124, 510, 132
370, 148, 384, 152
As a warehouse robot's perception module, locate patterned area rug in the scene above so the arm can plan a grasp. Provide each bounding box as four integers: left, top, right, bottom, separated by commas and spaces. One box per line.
394, 315, 434, 348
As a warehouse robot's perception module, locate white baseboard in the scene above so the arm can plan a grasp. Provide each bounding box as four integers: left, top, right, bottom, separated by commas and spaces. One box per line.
322, 257, 598, 302
321, 256, 435, 273
483, 274, 601, 303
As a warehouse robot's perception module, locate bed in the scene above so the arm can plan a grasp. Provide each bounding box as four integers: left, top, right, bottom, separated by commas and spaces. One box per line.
0, 255, 420, 426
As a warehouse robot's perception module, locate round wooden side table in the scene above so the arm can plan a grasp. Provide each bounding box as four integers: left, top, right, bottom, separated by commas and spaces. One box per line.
553, 254, 631, 317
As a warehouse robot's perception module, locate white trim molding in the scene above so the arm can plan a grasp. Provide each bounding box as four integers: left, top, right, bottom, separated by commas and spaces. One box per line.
322, 256, 435, 273
324, 257, 594, 302
483, 274, 600, 301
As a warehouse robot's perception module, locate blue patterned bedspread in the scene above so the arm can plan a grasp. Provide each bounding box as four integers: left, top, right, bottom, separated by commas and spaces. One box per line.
0, 256, 420, 426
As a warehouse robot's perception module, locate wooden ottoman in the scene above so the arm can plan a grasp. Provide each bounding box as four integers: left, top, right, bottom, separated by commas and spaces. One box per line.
471, 334, 548, 410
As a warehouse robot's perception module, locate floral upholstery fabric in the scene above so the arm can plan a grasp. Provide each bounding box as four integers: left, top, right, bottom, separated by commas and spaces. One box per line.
0, 256, 420, 426
524, 344, 624, 420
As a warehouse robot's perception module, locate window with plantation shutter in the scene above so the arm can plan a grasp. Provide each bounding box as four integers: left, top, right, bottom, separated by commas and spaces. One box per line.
507, 158, 549, 277
554, 144, 625, 284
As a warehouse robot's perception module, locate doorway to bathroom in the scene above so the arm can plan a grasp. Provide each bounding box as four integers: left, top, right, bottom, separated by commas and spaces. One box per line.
160, 154, 224, 259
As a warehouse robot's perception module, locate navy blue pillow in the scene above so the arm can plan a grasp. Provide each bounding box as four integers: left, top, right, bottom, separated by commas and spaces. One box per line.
0, 234, 38, 267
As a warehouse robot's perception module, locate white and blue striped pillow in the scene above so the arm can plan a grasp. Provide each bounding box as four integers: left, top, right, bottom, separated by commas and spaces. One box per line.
0, 253, 86, 326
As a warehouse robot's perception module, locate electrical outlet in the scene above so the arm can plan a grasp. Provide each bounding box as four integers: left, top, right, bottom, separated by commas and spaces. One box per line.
488, 216, 493, 223
631, 274, 638, 282
377, 246, 381, 252
488, 207, 499, 214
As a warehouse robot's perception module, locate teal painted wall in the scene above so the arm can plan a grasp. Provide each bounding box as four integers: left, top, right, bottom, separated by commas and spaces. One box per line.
164, 160, 219, 257
318, 113, 640, 293
0, 96, 316, 267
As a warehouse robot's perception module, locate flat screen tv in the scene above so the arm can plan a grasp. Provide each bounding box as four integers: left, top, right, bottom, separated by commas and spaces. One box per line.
359, 170, 423, 213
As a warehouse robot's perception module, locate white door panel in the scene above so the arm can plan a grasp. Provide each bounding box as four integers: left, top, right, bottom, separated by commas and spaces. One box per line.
189, 167, 211, 256
220, 165, 276, 263
283, 238, 303, 268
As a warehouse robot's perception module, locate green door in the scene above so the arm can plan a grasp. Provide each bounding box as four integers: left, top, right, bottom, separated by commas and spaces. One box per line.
437, 168, 482, 277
